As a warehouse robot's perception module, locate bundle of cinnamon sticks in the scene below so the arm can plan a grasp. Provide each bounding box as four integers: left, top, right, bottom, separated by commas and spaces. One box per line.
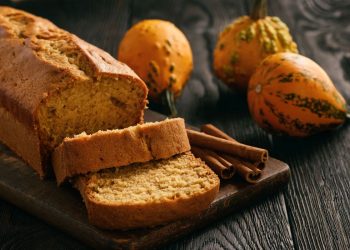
187, 124, 268, 184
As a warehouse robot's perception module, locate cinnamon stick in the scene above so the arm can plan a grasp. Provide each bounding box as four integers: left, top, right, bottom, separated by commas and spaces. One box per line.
187, 129, 268, 163
222, 154, 262, 184
199, 124, 263, 183
255, 161, 266, 169
201, 124, 234, 142
191, 146, 235, 179
201, 124, 267, 168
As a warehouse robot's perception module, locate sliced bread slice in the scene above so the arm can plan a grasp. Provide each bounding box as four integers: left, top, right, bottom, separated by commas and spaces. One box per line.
74, 152, 220, 230
53, 118, 190, 185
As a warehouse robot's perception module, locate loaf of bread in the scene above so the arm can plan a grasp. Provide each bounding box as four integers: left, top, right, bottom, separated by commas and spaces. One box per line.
53, 118, 190, 185
0, 7, 220, 231
74, 152, 220, 229
0, 7, 148, 177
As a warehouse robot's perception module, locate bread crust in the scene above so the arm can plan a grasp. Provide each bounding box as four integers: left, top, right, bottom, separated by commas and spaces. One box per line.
53, 118, 191, 185
0, 106, 42, 172
75, 153, 220, 230
0, 7, 147, 177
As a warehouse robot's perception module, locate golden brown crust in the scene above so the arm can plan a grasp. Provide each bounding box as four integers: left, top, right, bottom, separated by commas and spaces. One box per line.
82, 183, 219, 230
0, 6, 147, 177
0, 106, 42, 173
74, 153, 220, 230
53, 118, 190, 185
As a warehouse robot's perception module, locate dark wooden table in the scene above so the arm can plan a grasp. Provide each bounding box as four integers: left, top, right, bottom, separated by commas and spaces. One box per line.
1, 0, 350, 249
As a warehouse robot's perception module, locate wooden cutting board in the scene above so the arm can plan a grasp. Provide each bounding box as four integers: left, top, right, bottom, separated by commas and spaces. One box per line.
0, 110, 290, 250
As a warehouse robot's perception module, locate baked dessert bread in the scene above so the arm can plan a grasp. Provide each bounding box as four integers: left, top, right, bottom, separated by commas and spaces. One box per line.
53, 118, 190, 185
74, 152, 220, 229
0, 7, 147, 177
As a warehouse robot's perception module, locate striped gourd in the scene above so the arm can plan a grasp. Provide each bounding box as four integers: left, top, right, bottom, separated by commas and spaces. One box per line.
248, 52, 347, 137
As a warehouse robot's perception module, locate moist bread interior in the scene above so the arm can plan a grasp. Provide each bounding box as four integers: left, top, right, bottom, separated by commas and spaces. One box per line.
85, 153, 218, 204
37, 77, 144, 151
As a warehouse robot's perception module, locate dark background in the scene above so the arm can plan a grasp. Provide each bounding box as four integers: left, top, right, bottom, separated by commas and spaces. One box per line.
1, 0, 350, 249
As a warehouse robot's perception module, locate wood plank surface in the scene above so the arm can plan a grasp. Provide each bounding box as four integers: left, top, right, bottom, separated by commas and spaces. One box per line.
0, 0, 349, 249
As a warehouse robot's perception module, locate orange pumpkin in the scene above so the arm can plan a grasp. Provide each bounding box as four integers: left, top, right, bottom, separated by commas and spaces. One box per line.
248, 52, 347, 137
118, 19, 193, 115
213, 0, 298, 91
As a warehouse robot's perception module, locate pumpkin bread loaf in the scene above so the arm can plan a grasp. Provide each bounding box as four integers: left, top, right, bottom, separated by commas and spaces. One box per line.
0, 7, 148, 177
74, 152, 220, 229
53, 118, 190, 185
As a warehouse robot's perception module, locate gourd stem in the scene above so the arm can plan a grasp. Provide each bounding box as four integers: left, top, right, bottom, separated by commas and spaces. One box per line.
250, 0, 267, 20
161, 88, 178, 117
166, 89, 178, 117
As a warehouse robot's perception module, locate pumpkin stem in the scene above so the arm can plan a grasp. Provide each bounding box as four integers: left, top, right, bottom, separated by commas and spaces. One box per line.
160, 88, 178, 117
250, 0, 267, 20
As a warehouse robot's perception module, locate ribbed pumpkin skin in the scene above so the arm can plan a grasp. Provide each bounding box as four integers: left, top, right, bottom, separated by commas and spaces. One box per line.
248, 52, 347, 137
213, 16, 298, 91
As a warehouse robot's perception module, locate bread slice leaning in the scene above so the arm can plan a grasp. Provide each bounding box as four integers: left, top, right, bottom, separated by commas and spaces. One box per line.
53, 118, 190, 185
74, 152, 220, 230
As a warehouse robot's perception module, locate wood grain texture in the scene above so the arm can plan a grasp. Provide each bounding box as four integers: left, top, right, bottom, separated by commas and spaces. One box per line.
166, 195, 293, 250
269, 1, 350, 249
0, 200, 89, 250
0, 0, 349, 249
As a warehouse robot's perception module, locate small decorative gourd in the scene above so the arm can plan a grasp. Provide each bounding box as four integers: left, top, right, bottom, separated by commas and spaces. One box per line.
213, 0, 298, 91
118, 19, 193, 116
248, 52, 347, 137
